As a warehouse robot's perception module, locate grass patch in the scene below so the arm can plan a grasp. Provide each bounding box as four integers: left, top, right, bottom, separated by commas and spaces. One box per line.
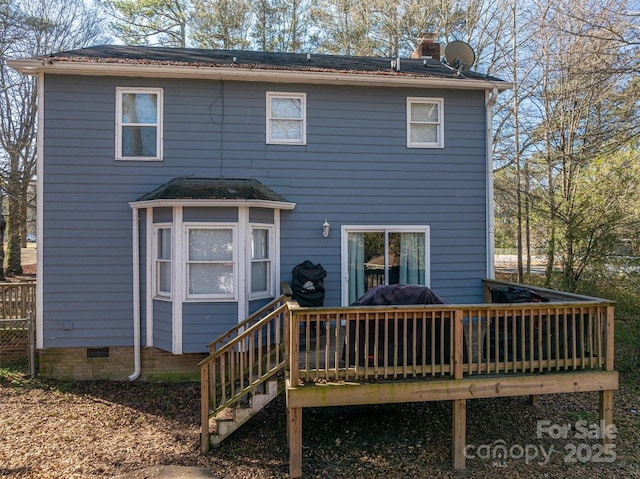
0, 367, 31, 387
615, 319, 640, 381
564, 410, 597, 423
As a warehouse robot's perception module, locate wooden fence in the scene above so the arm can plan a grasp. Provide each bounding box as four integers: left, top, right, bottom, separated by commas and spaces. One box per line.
0, 283, 37, 376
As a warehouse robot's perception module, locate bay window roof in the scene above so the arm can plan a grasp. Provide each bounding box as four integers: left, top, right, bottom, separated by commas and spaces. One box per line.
131, 177, 295, 210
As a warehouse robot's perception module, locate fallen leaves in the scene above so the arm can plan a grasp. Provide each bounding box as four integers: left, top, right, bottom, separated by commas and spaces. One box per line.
1, 376, 639, 478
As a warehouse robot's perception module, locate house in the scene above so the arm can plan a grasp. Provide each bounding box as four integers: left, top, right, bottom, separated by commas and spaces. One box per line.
11, 42, 620, 478
9, 40, 511, 381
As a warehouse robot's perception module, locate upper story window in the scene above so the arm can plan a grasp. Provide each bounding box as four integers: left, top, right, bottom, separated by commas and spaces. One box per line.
154, 225, 172, 299
116, 87, 163, 160
266, 92, 306, 145
407, 97, 444, 148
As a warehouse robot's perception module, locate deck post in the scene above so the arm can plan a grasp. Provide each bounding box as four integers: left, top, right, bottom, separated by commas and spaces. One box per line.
482, 281, 492, 303
453, 310, 467, 470
601, 306, 616, 452
452, 398, 466, 470
453, 310, 464, 380
605, 306, 615, 371
288, 406, 303, 478
289, 303, 299, 387
200, 364, 210, 453
599, 390, 614, 449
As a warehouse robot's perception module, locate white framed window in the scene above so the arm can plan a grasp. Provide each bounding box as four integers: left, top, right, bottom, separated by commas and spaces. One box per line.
116, 87, 163, 160
154, 224, 172, 299
407, 97, 444, 148
250, 225, 275, 300
266, 92, 306, 145
341, 225, 430, 305
185, 224, 237, 300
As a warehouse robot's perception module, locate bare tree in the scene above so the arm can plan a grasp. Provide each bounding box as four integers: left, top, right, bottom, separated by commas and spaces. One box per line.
251, 0, 312, 52
522, 0, 640, 290
190, 0, 253, 50
1, 0, 105, 276
309, 0, 377, 55
101, 0, 190, 47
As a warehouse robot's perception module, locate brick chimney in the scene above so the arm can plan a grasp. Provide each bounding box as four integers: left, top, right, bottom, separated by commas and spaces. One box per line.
411, 32, 441, 60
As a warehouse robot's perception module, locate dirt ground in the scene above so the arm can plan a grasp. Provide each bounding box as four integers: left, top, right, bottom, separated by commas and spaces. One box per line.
1, 370, 639, 479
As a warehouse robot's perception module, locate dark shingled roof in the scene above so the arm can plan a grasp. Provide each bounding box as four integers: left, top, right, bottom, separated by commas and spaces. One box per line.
46, 44, 503, 82
136, 177, 290, 203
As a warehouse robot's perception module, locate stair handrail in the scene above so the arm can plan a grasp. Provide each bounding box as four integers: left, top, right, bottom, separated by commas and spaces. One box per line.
207, 282, 292, 353
202, 303, 289, 411
200, 285, 293, 452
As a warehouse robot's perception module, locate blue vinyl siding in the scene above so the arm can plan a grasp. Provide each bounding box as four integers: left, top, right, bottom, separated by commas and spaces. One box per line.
153, 300, 172, 351
41, 73, 488, 351
182, 303, 238, 353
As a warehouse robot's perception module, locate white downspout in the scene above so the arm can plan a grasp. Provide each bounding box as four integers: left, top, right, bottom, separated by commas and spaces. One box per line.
486, 86, 499, 279
36, 72, 44, 348
129, 206, 141, 381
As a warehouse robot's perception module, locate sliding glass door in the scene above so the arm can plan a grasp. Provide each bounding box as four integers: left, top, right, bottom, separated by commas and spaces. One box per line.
342, 226, 430, 305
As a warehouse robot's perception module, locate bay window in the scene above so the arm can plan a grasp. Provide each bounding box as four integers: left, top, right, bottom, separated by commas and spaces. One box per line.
186, 226, 237, 300
154, 225, 172, 298
250, 226, 274, 299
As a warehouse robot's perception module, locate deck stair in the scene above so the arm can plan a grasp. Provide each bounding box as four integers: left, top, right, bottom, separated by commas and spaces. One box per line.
211, 378, 281, 445
200, 285, 292, 450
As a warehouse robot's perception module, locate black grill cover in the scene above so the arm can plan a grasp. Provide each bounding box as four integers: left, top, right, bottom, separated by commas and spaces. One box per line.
490, 286, 549, 304
344, 285, 456, 367
291, 260, 327, 307
351, 284, 447, 306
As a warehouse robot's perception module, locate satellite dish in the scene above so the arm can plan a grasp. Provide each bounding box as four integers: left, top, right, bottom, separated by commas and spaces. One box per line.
444, 41, 475, 76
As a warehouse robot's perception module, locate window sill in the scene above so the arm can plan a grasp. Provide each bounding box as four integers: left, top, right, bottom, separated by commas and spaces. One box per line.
116, 157, 164, 162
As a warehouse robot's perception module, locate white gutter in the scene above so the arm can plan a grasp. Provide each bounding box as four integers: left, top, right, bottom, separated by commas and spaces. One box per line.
486, 86, 500, 279
129, 207, 141, 381
8, 59, 513, 92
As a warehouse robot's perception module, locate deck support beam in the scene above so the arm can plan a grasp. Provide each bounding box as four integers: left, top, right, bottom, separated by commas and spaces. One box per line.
288, 406, 302, 478
200, 365, 210, 453
287, 371, 618, 408
452, 399, 466, 470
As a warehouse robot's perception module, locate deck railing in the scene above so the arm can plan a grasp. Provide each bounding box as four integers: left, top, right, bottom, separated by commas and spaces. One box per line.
199, 290, 291, 452
200, 280, 615, 453
284, 281, 615, 478
288, 280, 614, 385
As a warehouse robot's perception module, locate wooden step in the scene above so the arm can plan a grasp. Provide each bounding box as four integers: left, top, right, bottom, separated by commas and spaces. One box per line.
211, 379, 282, 446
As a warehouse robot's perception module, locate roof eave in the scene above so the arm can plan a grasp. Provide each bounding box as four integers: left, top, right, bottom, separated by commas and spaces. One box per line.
8, 59, 513, 91
129, 198, 296, 210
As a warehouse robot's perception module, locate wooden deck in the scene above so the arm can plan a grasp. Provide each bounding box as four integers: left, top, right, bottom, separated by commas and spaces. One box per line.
200, 280, 618, 478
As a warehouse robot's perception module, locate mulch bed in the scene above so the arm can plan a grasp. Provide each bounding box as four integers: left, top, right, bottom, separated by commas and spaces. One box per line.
1, 373, 639, 478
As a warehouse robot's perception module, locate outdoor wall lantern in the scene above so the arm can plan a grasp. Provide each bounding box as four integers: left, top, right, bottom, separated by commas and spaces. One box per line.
322, 219, 331, 238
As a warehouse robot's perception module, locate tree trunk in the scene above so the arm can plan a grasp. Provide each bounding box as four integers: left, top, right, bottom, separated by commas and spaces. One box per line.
20, 196, 28, 249
544, 154, 556, 287
0, 195, 5, 281
5, 171, 23, 276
